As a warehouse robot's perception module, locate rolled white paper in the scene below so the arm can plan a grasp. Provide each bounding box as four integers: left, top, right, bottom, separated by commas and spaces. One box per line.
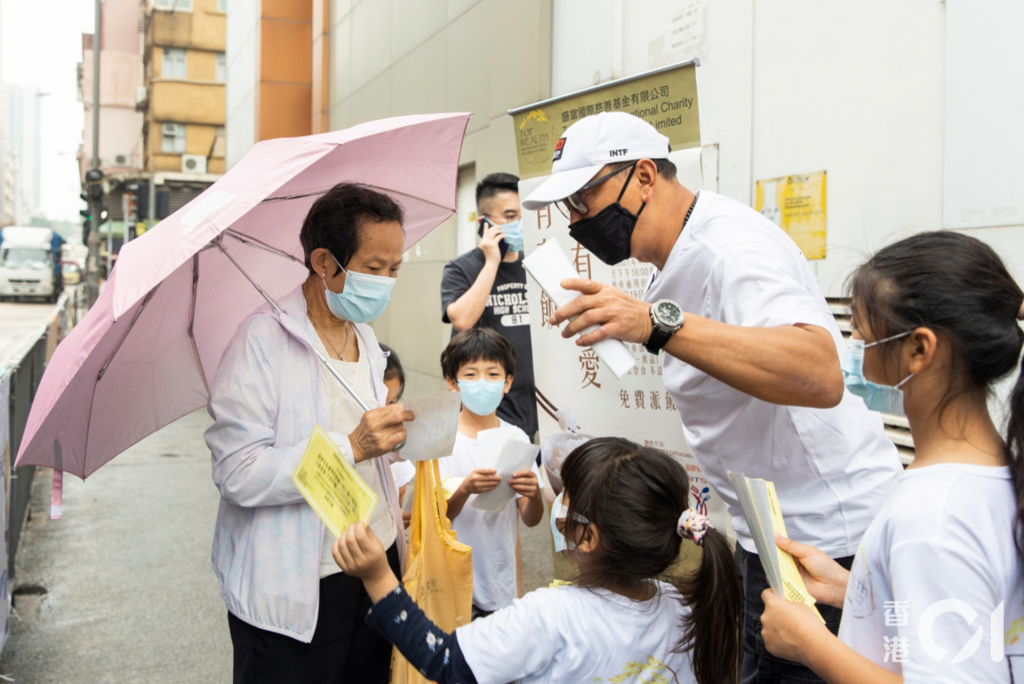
522, 239, 637, 379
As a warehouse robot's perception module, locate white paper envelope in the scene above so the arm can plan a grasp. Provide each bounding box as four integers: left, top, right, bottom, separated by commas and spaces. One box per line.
476, 426, 525, 470
522, 239, 636, 378
398, 391, 462, 462
471, 440, 541, 512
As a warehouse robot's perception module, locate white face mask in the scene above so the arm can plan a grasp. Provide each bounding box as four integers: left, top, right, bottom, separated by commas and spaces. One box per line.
550, 491, 589, 553
323, 254, 396, 324
841, 332, 913, 415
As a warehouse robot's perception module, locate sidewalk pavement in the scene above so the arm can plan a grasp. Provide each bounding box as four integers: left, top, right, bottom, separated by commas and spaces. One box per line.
0, 410, 555, 683
0, 410, 232, 683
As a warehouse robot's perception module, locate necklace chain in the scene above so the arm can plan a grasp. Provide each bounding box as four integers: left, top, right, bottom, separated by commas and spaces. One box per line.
308, 313, 350, 360
682, 191, 700, 229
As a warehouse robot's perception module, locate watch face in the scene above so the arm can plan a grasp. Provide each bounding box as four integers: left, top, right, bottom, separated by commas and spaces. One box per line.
655, 300, 683, 326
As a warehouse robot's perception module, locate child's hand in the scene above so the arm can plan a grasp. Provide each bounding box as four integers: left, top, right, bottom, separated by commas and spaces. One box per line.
461, 468, 502, 494
776, 533, 850, 608
509, 470, 541, 500
333, 522, 400, 602
334, 522, 389, 580
760, 589, 832, 665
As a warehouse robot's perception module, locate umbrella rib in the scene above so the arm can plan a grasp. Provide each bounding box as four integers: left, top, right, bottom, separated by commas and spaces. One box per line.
261, 185, 453, 213
83, 283, 159, 478
98, 285, 160, 381
188, 253, 210, 394
222, 229, 305, 265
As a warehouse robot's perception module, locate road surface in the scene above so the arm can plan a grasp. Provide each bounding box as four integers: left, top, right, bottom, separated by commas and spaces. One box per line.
0, 299, 59, 369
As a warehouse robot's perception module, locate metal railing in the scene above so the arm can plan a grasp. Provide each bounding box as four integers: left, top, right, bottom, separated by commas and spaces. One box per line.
2, 289, 79, 578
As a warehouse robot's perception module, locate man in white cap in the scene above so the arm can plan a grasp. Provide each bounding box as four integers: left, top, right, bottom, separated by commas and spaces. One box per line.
524, 111, 902, 683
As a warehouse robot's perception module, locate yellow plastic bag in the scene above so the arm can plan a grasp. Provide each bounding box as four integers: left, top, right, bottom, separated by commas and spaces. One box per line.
391, 459, 473, 684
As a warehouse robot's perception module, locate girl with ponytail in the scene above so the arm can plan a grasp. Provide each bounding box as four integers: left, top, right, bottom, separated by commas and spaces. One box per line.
759, 231, 1024, 682
333, 436, 741, 684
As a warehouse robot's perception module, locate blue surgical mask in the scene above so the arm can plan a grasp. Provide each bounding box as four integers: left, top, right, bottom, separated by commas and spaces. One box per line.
457, 378, 506, 416
500, 219, 524, 253
550, 491, 589, 553
323, 255, 396, 324
841, 332, 913, 415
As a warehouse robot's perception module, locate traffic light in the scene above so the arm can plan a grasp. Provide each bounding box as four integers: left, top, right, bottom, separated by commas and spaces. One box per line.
136, 182, 149, 220
80, 191, 92, 244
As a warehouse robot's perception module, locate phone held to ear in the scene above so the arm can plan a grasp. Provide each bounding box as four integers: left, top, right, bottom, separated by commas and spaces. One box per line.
478, 216, 509, 260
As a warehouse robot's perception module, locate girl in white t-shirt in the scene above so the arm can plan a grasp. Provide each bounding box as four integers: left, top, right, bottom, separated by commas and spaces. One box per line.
759, 231, 1024, 683
332, 437, 742, 684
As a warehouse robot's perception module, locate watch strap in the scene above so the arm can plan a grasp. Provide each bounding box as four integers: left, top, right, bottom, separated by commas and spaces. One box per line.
645, 324, 674, 355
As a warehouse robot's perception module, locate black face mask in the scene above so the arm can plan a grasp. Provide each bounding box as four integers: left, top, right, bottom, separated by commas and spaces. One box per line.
567, 165, 646, 265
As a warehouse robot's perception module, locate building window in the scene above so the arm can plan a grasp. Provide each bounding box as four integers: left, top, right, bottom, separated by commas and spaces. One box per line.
216, 53, 226, 83
162, 48, 187, 79
154, 0, 193, 11
217, 0, 227, 11
161, 123, 186, 153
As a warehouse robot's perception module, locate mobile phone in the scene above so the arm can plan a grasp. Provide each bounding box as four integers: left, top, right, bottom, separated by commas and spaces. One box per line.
477, 216, 509, 259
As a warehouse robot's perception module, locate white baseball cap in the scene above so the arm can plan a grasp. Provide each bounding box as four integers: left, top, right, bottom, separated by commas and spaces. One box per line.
522, 112, 671, 211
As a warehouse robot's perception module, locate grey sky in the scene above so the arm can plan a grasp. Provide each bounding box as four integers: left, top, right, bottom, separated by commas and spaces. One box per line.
3, 0, 95, 222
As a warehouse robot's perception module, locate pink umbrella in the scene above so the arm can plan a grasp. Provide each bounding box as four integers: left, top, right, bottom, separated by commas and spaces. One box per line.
16, 112, 471, 482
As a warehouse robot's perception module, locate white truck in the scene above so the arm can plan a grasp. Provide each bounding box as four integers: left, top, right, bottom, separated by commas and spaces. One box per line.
0, 226, 64, 303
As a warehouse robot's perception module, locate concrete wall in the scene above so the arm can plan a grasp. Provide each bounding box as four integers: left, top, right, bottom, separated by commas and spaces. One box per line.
224, 0, 314, 166
225, 0, 259, 168
549, 0, 1023, 294
327, 0, 552, 397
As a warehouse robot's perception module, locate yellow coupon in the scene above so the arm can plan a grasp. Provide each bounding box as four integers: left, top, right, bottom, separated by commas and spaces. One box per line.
292, 426, 377, 538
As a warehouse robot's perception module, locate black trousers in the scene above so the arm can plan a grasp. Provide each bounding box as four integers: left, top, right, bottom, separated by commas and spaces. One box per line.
228, 544, 401, 684
736, 544, 854, 684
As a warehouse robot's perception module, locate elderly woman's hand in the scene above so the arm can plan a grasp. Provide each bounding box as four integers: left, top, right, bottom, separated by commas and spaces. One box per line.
350, 403, 415, 462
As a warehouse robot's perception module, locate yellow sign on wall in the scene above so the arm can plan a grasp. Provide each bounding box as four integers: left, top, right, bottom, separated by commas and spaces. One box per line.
755, 170, 828, 260
510, 62, 700, 180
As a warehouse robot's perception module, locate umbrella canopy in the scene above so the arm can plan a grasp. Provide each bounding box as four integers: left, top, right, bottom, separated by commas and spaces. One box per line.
17, 112, 471, 479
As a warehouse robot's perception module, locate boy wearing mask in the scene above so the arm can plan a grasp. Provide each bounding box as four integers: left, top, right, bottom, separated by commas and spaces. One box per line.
439, 328, 544, 618
441, 173, 538, 439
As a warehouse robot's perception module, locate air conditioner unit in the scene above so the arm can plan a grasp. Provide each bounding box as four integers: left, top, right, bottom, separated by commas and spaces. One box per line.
182, 154, 207, 174
135, 86, 148, 105
162, 123, 180, 136
114, 153, 133, 166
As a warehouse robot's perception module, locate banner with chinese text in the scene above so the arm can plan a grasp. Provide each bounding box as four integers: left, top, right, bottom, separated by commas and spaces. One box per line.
511, 62, 700, 180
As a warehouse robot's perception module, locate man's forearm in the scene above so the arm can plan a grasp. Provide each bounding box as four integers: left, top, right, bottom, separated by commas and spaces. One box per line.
663, 315, 844, 408
446, 260, 499, 331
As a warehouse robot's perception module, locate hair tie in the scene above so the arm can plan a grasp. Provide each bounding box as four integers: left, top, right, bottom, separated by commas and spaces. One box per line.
1018, 298, 1024, 321
677, 509, 713, 546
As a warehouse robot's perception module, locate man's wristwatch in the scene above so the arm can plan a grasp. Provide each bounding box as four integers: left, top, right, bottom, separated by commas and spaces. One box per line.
645, 299, 685, 354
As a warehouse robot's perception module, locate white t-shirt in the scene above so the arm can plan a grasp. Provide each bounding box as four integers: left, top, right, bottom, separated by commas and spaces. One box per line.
458, 581, 695, 684
438, 421, 538, 612
839, 463, 1024, 682
391, 458, 415, 488
644, 191, 902, 557
313, 332, 397, 578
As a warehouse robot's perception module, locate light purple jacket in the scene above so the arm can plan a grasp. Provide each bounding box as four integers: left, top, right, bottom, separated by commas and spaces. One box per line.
205, 285, 397, 642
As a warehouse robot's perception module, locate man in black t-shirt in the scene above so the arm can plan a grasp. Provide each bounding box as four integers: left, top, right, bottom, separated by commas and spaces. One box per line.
440, 173, 537, 438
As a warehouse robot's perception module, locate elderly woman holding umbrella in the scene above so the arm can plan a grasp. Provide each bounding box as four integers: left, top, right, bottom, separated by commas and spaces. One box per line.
205, 183, 414, 683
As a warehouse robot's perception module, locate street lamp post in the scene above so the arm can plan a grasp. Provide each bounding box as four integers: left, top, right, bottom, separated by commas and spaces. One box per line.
85, 0, 103, 307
